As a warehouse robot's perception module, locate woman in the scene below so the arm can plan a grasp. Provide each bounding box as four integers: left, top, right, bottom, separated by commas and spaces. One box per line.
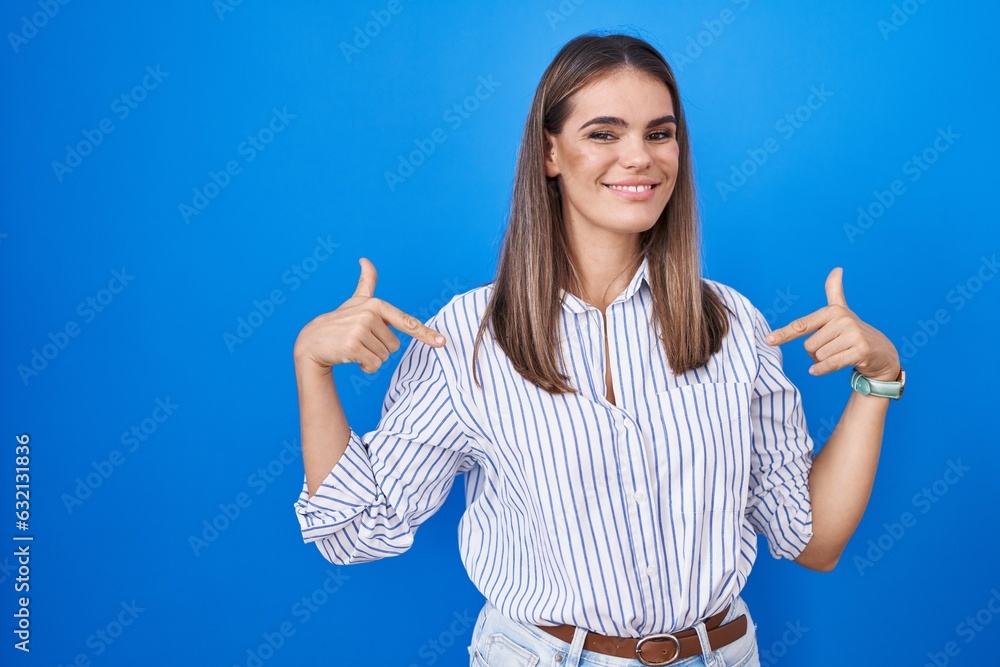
292, 32, 903, 667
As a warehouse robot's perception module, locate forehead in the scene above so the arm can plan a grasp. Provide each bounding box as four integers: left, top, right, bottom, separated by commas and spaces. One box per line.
568, 70, 675, 117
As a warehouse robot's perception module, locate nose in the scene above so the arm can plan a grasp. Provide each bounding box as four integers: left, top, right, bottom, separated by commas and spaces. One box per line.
619, 133, 652, 169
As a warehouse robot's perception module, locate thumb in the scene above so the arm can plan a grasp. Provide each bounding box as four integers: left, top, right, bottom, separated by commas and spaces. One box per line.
825, 266, 847, 308
354, 257, 378, 298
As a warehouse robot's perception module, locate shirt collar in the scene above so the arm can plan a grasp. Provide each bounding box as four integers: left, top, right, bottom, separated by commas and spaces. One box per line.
559, 254, 650, 314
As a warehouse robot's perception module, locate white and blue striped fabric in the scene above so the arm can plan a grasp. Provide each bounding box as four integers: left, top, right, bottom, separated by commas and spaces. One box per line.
293, 254, 814, 636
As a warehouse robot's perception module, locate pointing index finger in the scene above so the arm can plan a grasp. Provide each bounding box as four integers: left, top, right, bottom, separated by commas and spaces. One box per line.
766, 312, 820, 345
375, 299, 447, 347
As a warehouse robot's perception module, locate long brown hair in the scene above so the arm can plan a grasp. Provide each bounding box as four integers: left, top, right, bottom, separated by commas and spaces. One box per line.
471, 31, 731, 394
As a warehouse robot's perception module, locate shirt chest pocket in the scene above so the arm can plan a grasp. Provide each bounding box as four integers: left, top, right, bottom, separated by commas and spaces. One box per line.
647, 381, 752, 514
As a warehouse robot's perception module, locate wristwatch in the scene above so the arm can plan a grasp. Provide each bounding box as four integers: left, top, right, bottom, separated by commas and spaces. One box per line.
850, 367, 905, 399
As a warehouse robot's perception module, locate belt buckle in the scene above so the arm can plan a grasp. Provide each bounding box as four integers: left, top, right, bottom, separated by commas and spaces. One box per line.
635, 632, 681, 666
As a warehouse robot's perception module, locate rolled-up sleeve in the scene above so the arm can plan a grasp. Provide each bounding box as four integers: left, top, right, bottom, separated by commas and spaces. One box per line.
293, 319, 478, 565
744, 305, 815, 560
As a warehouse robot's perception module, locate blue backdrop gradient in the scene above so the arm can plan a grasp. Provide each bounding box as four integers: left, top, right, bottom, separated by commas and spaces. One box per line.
2, 1, 998, 666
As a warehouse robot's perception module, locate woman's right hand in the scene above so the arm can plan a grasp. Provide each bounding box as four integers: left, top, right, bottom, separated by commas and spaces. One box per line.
292, 257, 447, 374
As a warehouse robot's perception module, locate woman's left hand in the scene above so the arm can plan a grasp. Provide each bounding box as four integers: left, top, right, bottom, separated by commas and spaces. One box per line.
763, 267, 901, 381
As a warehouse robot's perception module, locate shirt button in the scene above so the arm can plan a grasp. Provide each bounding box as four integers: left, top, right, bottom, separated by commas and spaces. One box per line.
634, 491, 645, 504
623, 420, 634, 429
646, 565, 656, 577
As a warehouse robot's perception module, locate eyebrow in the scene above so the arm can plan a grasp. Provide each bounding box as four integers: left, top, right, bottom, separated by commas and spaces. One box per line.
578, 115, 677, 131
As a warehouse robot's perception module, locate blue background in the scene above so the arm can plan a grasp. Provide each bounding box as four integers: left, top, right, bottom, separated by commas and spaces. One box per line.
2, 1, 998, 665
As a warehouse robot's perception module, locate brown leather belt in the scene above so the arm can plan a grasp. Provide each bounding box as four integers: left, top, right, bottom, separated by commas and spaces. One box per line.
534, 604, 747, 666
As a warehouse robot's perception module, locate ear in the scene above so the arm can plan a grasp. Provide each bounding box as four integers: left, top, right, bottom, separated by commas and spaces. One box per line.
543, 131, 559, 178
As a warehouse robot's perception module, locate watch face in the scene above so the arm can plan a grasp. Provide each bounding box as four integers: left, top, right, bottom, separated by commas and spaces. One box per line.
858, 377, 871, 395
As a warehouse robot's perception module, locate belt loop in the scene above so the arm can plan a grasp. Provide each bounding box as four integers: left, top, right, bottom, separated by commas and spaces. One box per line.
564, 624, 588, 667
693, 620, 720, 667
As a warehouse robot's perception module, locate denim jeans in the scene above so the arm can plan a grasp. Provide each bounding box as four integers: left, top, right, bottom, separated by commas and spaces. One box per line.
467, 596, 760, 667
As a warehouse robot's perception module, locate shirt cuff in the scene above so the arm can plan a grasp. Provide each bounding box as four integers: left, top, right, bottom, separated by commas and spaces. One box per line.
753, 478, 814, 560
293, 429, 378, 544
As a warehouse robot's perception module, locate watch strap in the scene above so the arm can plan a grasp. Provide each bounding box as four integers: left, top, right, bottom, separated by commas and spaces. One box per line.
850, 367, 904, 399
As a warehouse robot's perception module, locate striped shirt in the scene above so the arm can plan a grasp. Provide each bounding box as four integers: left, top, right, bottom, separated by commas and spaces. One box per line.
293, 254, 814, 636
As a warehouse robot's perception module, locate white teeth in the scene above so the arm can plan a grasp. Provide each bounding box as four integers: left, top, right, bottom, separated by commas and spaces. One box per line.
607, 184, 653, 192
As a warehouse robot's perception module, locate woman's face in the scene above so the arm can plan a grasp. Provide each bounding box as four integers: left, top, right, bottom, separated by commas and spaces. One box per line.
545, 69, 679, 247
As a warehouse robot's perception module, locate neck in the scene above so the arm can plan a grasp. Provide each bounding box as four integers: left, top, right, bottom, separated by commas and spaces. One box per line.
565, 240, 644, 313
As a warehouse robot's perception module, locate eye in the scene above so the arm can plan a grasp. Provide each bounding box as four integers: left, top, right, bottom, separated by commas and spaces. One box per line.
588, 130, 615, 140
648, 130, 674, 141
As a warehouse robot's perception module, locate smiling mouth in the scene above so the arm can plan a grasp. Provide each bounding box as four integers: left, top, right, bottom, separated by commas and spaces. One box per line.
604, 184, 657, 192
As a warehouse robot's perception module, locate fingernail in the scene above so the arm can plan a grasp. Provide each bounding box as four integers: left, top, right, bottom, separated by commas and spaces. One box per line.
435, 335, 445, 345
808, 367, 816, 374
766, 334, 776, 343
